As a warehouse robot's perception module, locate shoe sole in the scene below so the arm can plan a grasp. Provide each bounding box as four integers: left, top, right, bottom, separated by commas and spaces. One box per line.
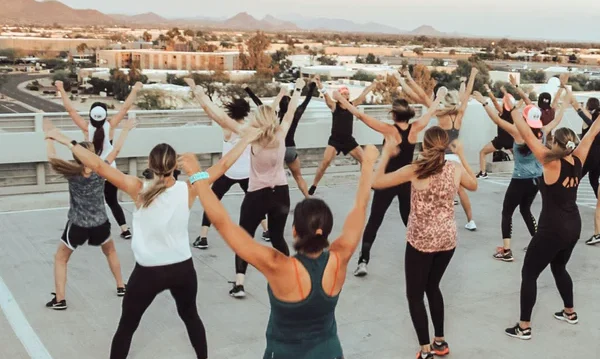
553, 314, 578, 324
432, 348, 450, 356
117, 292, 126, 297
262, 239, 271, 242
493, 256, 514, 262
354, 271, 368, 277
193, 245, 208, 249
585, 240, 600, 245
466, 228, 477, 232
121, 236, 132, 240
48, 306, 67, 310
504, 332, 531, 340
230, 292, 246, 298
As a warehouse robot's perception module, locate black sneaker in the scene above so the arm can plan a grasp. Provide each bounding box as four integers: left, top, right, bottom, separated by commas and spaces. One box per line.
228, 282, 246, 298
431, 341, 450, 356
505, 323, 532, 340
120, 230, 132, 240
193, 237, 208, 249
262, 231, 271, 242
476, 171, 488, 179
585, 234, 600, 245
309, 185, 317, 196
554, 310, 578, 324
117, 286, 126, 297
45, 293, 67, 310
453, 199, 459, 206
493, 248, 514, 262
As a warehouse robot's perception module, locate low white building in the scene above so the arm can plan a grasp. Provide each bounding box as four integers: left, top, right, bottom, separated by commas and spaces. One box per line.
489, 71, 520, 85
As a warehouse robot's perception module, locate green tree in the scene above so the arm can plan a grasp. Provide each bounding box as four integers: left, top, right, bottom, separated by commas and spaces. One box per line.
110, 68, 130, 101
431, 58, 445, 67
183, 29, 195, 37
238, 32, 273, 76
351, 70, 376, 82
520, 70, 546, 83
52, 71, 73, 91
365, 53, 381, 64
271, 49, 292, 75
316, 55, 337, 66
453, 59, 490, 93
142, 31, 152, 42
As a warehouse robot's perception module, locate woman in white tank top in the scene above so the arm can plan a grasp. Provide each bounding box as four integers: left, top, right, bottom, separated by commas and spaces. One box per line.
45, 119, 261, 358
192, 77, 307, 298
184, 78, 270, 250
56, 80, 143, 240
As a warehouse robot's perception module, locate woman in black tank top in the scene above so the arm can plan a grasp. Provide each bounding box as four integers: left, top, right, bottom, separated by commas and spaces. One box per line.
504, 105, 600, 340
309, 78, 377, 195
334, 88, 446, 276
400, 68, 479, 231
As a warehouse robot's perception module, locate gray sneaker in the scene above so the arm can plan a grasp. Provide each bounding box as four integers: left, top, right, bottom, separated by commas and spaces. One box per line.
353, 262, 368, 277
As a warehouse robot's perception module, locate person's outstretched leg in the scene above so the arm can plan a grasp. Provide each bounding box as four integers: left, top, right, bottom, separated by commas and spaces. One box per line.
287, 157, 310, 198
198, 176, 234, 247
458, 186, 476, 230
550, 241, 577, 316
519, 179, 539, 237
496, 179, 521, 261
104, 181, 129, 236
349, 146, 364, 165
426, 249, 455, 351
170, 260, 208, 359
101, 239, 125, 289
110, 265, 161, 359
478, 142, 495, 176
397, 183, 411, 227
357, 189, 395, 266
53, 243, 73, 302
266, 186, 291, 257
310, 146, 337, 194
405, 243, 434, 352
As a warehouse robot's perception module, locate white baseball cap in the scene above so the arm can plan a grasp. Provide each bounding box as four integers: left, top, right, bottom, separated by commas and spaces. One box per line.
90, 106, 107, 122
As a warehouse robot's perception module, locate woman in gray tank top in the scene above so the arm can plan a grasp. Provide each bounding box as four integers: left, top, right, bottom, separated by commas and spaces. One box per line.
400, 67, 479, 231
473, 92, 567, 261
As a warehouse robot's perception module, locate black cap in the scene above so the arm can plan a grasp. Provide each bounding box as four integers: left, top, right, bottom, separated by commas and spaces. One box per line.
538, 92, 552, 110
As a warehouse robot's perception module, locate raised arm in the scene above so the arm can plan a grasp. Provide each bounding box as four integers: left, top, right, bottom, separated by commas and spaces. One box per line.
243, 84, 263, 106
411, 86, 447, 135
473, 91, 520, 139
43, 120, 142, 200
109, 82, 142, 129
573, 108, 600, 165
328, 145, 378, 263
333, 90, 397, 139
509, 74, 533, 106
204, 128, 260, 184
457, 67, 478, 116
552, 88, 564, 110
105, 118, 137, 165
484, 84, 503, 114
315, 76, 336, 111
402, 70, 432, 106
372, 138, 416, 190
351, 81, 377, 106
179, 153, 288, 275
185, 78, 244, 134
296, 81, 317, 116
55, 81, 87, 133
562, 77, 593, 126
271, 87, 287, 110
279, 78, 305, 136
511, 108, 550, 162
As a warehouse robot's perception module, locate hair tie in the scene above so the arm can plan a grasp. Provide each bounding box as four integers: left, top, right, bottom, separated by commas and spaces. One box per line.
315, 229, 323, 235
566, 141, 576, 151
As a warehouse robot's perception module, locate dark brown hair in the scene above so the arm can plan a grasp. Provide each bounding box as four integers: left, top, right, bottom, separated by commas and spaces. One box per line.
545, 128, 579, 163
49, 142, 95, 177
293, 198, 334, 254
414, 126, 449, 179
390, 99, 415, 123
138, 143, 177, 208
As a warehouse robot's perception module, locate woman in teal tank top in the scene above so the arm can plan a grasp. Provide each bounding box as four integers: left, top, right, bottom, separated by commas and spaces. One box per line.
473, 92, 567, 261
181, 145, 380, 359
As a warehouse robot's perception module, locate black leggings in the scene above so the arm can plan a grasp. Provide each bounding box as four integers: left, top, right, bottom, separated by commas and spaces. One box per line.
501, 178, 539, 240
104, 181, 127, 227
202, 175, 249, 227
582, 144, 600, 197
236, 186, 290, 274
520, 231, 578, 322
405, 243, 455, 346
110, 259, 207, 359
359, 184, 410, 264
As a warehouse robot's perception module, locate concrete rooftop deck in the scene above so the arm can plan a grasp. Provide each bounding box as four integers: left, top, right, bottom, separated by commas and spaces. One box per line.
1, 172, 600, 359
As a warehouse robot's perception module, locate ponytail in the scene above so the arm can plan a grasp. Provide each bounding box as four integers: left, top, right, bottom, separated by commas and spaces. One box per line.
414, 126, 449, 179
138, 174, 169, 208
49, 141, 95, 178
92, 125, 105, 156
138, 143, 177, 208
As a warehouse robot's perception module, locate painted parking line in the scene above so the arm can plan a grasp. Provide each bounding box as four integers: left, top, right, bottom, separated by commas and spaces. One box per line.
0, 276, 52, 359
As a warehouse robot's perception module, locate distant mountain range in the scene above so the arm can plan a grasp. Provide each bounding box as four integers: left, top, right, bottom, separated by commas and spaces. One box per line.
0, 0, 455, 36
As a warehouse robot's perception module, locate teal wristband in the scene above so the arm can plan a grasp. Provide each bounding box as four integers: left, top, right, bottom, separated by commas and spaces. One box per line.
189, 171, 209, 184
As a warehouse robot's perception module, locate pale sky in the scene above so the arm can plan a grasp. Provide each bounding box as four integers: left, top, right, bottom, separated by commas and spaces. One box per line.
58, 0, 600, 42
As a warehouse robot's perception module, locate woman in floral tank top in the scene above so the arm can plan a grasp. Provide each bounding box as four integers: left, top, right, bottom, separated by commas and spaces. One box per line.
372, 126, 478, 359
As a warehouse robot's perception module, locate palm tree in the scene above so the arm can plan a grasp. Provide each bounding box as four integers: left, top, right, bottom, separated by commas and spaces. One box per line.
143, 31, 152, 42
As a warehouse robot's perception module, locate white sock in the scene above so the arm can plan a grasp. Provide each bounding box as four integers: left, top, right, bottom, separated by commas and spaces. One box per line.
235, 273, 245, 286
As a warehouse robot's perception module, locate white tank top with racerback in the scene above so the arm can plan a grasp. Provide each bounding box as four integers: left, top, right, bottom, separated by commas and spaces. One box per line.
88, 121, 116, 169
223, 132, 251, 180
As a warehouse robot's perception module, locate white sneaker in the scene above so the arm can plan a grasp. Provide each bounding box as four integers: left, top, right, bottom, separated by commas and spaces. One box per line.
353, 262, 368, 277
465, 220, 477, 231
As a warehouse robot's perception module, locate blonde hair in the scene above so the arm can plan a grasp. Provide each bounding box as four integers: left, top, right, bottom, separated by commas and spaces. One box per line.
138, 143, 177, 208
49, 142, 95, 177
252, 105, 279, 146
437, 90, 461, 117
414, 126, 449, 179
545, 128, 579, 164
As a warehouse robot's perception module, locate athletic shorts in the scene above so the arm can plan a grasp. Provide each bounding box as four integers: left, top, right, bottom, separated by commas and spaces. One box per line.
61, 220, 111, 250
444, 154, 461, 163
284, 146, 298, 164
328, 136, 359, 156
491, 136, 514, 150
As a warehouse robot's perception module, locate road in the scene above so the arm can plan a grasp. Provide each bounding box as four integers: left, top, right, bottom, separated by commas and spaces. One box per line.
381, 57, 600, 71
0, 74, 64, 113
0, 101, 31, 114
